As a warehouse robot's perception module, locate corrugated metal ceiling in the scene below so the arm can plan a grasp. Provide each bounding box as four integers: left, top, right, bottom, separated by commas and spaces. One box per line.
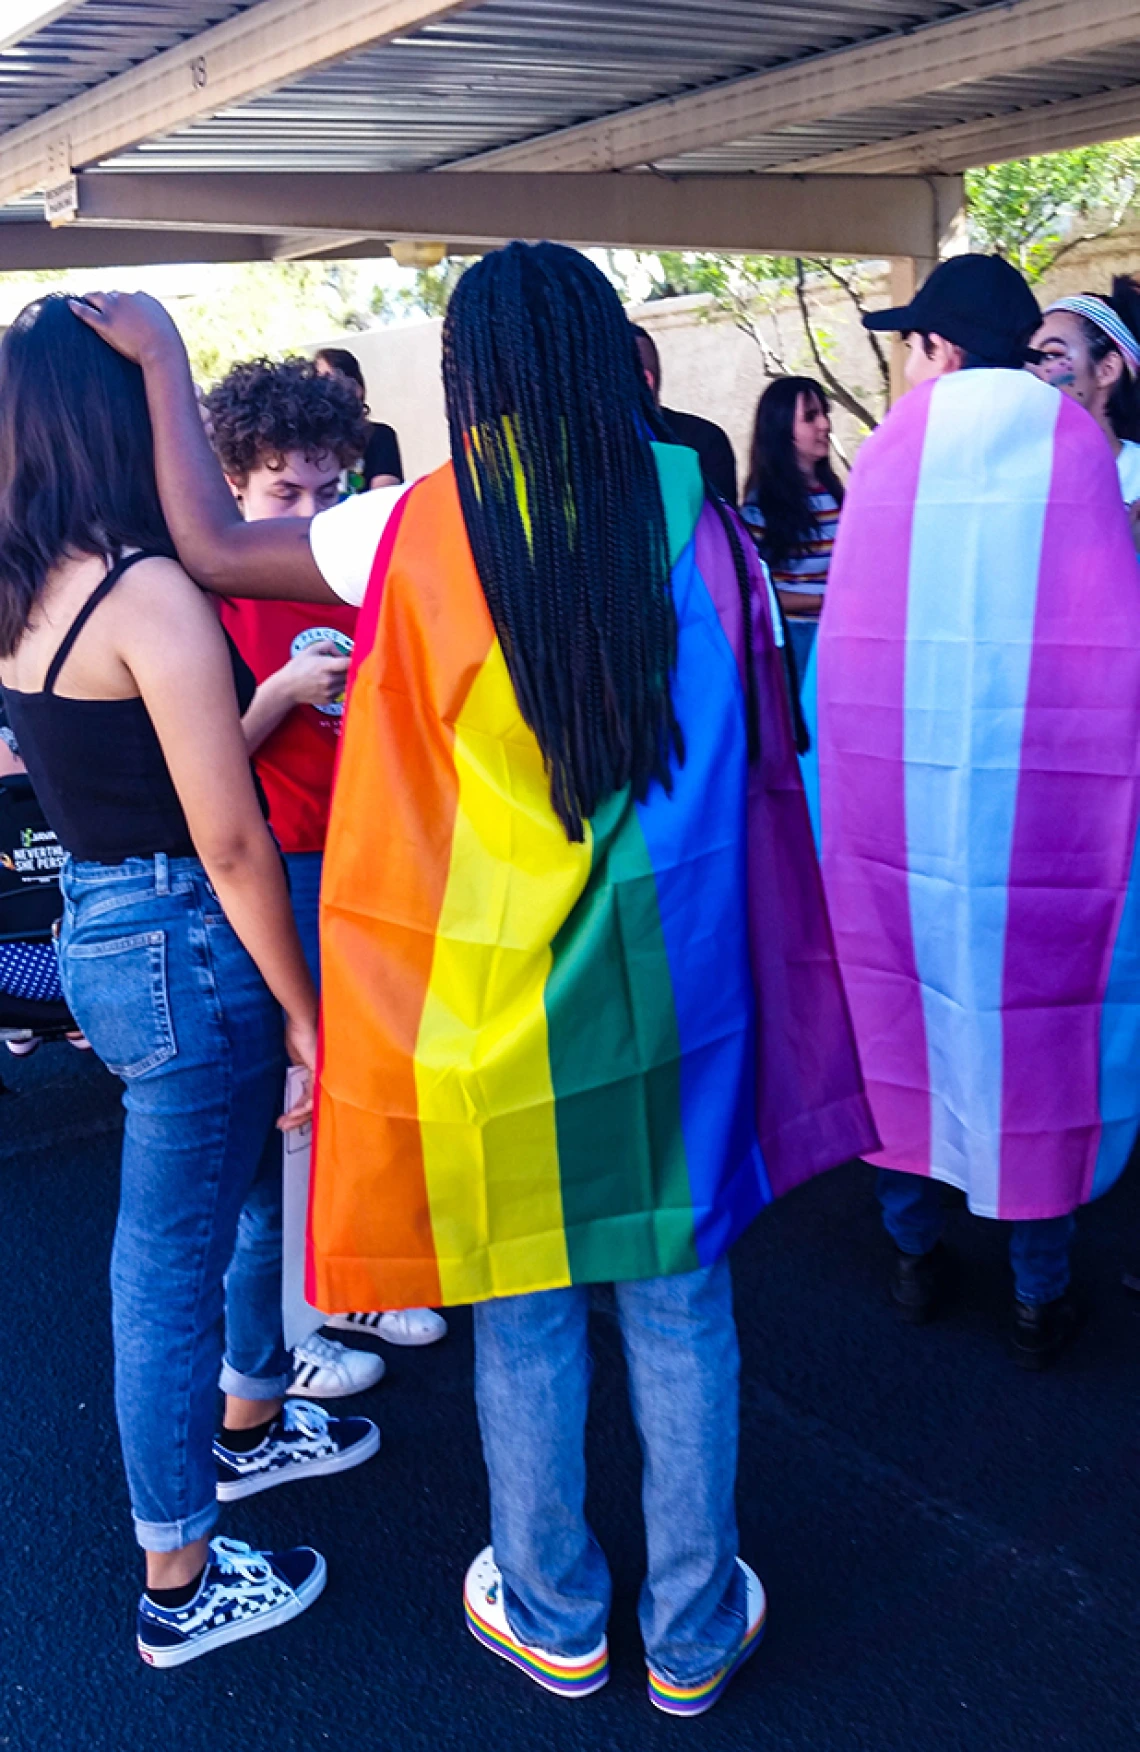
61, 0, 999, 174
0, 2, 261, 134
655, 46, 1140, 172
0, 0, 1135, 217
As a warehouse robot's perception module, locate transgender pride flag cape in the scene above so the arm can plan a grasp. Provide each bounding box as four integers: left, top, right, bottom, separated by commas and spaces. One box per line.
308, 443, 875, 1313
808, 369, 1140, 1222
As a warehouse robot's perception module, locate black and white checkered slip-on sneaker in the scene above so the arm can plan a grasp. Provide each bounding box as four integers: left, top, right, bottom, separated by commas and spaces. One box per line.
137, 1536, 326, 1669
214, 1399, 380, 1503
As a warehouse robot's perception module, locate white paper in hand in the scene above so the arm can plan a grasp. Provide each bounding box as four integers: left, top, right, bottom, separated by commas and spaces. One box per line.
281, 1064, 329, 1350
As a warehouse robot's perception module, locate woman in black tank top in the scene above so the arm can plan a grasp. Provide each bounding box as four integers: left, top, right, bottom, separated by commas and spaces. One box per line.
0, 295, 339, 1660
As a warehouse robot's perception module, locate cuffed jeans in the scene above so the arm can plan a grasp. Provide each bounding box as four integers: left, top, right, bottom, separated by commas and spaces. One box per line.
59, 854, 290, 1552
876, 1169, 1075, 1305
473, 1258, 748, 1686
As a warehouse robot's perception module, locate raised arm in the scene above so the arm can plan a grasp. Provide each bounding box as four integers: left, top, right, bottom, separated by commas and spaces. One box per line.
70, 292, 337, 605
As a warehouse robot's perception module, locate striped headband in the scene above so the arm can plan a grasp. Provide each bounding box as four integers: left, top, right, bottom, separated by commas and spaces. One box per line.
1045, 295, 1140, 378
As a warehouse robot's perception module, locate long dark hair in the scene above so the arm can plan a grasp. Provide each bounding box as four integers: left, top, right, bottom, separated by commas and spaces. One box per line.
0, 294, 173, 658
442, 241, 683, 841
314, 346, 366, 394
744, 376, 844, 574
1072, 277, 1140, 443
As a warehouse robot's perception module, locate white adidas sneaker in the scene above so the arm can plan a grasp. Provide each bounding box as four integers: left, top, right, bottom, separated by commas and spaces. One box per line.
288, 1330, 386, 1399
324, 1307, 448, 1347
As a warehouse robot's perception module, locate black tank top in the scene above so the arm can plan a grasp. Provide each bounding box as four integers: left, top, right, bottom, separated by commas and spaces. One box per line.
1, 551, 259, 865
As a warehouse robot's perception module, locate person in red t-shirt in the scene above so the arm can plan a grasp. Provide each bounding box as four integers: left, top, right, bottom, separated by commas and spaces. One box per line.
207, 358, 447, 1390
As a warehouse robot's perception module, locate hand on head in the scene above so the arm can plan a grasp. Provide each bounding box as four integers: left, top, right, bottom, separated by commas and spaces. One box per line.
68, 289, 185, 368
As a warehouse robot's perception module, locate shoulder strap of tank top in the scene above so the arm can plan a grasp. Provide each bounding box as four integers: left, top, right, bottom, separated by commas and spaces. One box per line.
43, 550, 164, 696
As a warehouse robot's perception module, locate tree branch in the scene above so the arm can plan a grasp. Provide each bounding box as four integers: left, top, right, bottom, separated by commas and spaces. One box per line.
807, 256, 891, 401
793, 259, 879, 432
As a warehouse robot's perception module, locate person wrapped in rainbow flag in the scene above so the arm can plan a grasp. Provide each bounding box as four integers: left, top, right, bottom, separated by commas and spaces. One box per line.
803, 253, 1140, 1367
76, 244, 874, 1711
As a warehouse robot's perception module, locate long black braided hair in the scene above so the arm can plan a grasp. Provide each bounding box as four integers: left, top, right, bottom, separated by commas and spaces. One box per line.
442, 242, 767, 838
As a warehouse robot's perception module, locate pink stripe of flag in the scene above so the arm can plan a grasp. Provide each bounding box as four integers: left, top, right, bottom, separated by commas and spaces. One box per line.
818, 383, 934, 1175
999, 394, 1140, 1216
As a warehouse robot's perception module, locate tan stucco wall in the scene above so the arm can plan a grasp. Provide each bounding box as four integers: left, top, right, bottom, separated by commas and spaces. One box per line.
308, 319, 448, 481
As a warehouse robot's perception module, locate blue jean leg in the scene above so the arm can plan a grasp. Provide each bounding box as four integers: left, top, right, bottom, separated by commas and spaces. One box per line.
474, 1284, 611, 1657
474, 1259, 744, 1684
283, 849, 323, 989
224, 847, 325, 1372
221, 1114, 291, 1397
1010, 1214, 1075, 1305
616, 1260, 745, 1684
877, 1169, 945, 1255
878, 1169, 1076, 1303
60, 855, 289, 1552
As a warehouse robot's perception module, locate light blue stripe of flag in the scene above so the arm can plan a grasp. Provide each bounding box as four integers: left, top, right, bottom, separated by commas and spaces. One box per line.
902, 372, 1058, 1216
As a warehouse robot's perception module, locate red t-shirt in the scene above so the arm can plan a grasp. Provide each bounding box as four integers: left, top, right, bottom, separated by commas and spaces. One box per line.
219, 597, 358, 854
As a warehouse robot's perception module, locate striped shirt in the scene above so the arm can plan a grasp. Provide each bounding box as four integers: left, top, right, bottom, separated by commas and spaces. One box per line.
741, 490, 841, 615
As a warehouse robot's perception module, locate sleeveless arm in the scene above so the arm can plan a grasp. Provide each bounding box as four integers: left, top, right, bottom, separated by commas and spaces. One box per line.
113, 560, 318, 1095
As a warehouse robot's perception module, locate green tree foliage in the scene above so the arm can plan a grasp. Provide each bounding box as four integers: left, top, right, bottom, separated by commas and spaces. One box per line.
608, 141, 1140, 434
0, 258, 388, 385
381, 256, 474, 320
172, 261, 382, 382
617, 249, 889, 434
966, 141, 1140, 280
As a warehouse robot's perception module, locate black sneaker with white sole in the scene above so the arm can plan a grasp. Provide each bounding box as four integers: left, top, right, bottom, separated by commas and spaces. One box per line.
137, 1536, 325, 1668
214, 1399, 379, 1502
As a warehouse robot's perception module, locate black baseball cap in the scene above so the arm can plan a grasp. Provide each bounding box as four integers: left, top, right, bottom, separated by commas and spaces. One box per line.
863, 254, 1041, 364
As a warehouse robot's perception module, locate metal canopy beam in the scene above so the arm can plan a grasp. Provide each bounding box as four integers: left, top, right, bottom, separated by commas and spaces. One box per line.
458, 0, 1140, 173
67, 170, 965, 260
0, 0, 481, 208
778, 86, 1140, 178
0, 226, 287, 270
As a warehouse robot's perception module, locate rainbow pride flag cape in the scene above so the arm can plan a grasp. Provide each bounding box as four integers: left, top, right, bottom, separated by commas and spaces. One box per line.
309, 444, 874, 1312
806, 370, 1140, 1221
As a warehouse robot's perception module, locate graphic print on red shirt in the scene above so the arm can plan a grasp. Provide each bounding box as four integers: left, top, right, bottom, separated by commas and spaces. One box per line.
219, 596, 358, 854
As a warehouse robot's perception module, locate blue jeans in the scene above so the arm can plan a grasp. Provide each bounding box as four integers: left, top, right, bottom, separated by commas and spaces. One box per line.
474, 1259, 747, 1685
876, 1169, 1075, 1305
224, 848, 325, 1360
283, 850, 322, 988
59, 854, 290, 1552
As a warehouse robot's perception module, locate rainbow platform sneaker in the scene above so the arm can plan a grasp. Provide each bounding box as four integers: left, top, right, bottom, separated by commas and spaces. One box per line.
463, 1547, 609, 1699
647, 1559, 766, 1717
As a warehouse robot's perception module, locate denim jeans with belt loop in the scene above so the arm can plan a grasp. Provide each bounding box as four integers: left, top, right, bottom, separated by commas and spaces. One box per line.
59, 853, 290, 1552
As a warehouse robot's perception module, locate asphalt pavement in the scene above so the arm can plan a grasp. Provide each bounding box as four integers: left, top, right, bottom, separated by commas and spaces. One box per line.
2, 1042, 1138, 1752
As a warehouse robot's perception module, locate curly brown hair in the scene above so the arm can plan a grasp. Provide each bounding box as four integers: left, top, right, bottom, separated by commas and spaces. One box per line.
205, 355, 368, 484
